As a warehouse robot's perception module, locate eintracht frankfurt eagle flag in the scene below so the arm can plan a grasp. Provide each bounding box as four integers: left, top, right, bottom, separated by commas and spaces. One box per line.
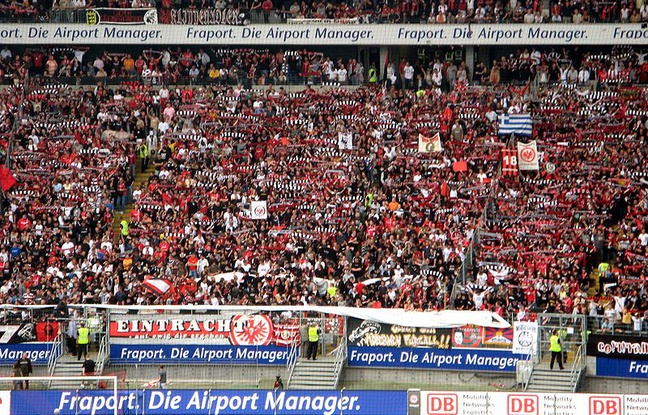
498, 114, 532, 137
517, 140, 539, 171
418, 133, 443, 153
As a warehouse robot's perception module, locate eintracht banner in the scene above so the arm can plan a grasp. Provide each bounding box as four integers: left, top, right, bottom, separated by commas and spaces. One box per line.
512, 321, 538, 355
418, 133, 443, 153
517, 140, 539, 171
250, 201, 268, 220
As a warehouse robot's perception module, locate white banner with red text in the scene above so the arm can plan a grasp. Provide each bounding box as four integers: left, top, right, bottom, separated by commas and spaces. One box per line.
416, 391, 648, 415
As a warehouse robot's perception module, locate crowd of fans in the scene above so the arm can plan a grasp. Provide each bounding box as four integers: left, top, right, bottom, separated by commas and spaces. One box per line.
2, 0, 648, 24
0, 44, 646, 335
5, 45, 648, 93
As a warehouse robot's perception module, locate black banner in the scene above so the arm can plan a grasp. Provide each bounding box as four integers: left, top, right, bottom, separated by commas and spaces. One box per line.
0, 324, 35, 344
86, 8, 158, 25
587, 333, 648, 360
347, 318, 451, 349
166, 8, 246, 25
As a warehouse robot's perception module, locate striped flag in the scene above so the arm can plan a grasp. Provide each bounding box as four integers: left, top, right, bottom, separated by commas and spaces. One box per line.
501, 149, 518, 176
498, 114, 532, 137
142, 279, 174, 296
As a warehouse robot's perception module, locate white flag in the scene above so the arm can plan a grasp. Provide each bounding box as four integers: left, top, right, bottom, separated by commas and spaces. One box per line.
338, 132, 353, 150
512, 321, 538, 355
517, 140, 539, 171
418, 132, 443, 153
250, 201, 268, 220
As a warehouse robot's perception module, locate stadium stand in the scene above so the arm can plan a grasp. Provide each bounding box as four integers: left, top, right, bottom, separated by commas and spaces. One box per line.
0, 44, 646, 339
0, 0, 645, 24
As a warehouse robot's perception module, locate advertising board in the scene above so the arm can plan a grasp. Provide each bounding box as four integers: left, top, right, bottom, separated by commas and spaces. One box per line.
0, 342, 53, 365
0, 23, 646, 45
109, 343, 291, 365
347, 318, 521, 372
587, 334, 648, 360
417, 391, 648, 415
348, 346, 523, 372
10, 389, 406, 415
595, 356, 648, 379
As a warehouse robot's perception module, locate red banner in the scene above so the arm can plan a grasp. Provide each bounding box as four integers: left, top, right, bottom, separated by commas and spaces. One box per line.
451, 326, 483, 348
36, 322, 59, 342
501, 148, 518, 177
109, 315, 300, 346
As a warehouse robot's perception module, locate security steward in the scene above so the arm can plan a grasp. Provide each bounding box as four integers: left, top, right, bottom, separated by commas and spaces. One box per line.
77, 321, 90, 361
307, 323, 321, 360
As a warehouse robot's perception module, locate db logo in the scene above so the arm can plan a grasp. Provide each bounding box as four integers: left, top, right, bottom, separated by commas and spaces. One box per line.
589, 396, 621, 415
425, 393, 457, 415
507, 395, 538, 415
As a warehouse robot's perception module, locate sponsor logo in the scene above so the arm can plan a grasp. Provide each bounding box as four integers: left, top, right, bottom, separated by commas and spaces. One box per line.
589, 396, 621, 415
507, 395, 538, 415
425, 393, 457, 415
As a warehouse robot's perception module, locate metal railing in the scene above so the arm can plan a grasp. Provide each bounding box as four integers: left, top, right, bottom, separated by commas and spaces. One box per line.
331, 335, 347, 389
46, 332, 64, 388
285, 338, 300, 387
523, 357, 535, 391
96, 333, 109, 375
568, 344, 587, 392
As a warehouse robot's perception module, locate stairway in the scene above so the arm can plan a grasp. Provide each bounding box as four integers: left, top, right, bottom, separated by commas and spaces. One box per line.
49, 354, 87, 389
526, 368, 578, 392
287, 356, 341, 390
112, 163, 156, 240
525, 353, 585, 393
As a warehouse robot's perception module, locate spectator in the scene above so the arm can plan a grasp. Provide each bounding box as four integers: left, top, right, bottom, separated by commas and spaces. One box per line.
262, 0, 273, 22
158, 365, 167, 389
15, 353, 32, 389
82, 355, 96, 376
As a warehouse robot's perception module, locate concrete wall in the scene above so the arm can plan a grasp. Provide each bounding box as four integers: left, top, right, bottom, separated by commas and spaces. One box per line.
104, 361, 648, 394
108, 364, 288, 390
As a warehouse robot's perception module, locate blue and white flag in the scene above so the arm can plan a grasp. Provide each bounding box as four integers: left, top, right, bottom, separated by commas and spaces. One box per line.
498, 114, 532, 136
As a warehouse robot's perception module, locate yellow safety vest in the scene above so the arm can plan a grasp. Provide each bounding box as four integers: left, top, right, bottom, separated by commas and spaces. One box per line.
549, 334, 561, 352
327, 286, 337, 298
308, 326, 319, 342
78, 327, 90, 345
120, 220, 129, 236
368, 68, 377, 83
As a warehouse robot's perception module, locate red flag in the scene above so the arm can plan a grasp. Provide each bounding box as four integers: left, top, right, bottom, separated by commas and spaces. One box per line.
452, 161, 468, 172
0, 167, 16, 191
501, 149, 518, 177
36, 322, 59, 341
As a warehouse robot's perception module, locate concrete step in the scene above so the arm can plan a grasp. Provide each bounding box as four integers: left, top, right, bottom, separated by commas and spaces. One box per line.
49, 380, 100, 390
294, 361, 336, 369
288, 357, 341, 390
290, 374, 337, 383
527, 369, 577, 392
289, 383, 337, 390
527, 384, 573, 392
291, 368, 336, 374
